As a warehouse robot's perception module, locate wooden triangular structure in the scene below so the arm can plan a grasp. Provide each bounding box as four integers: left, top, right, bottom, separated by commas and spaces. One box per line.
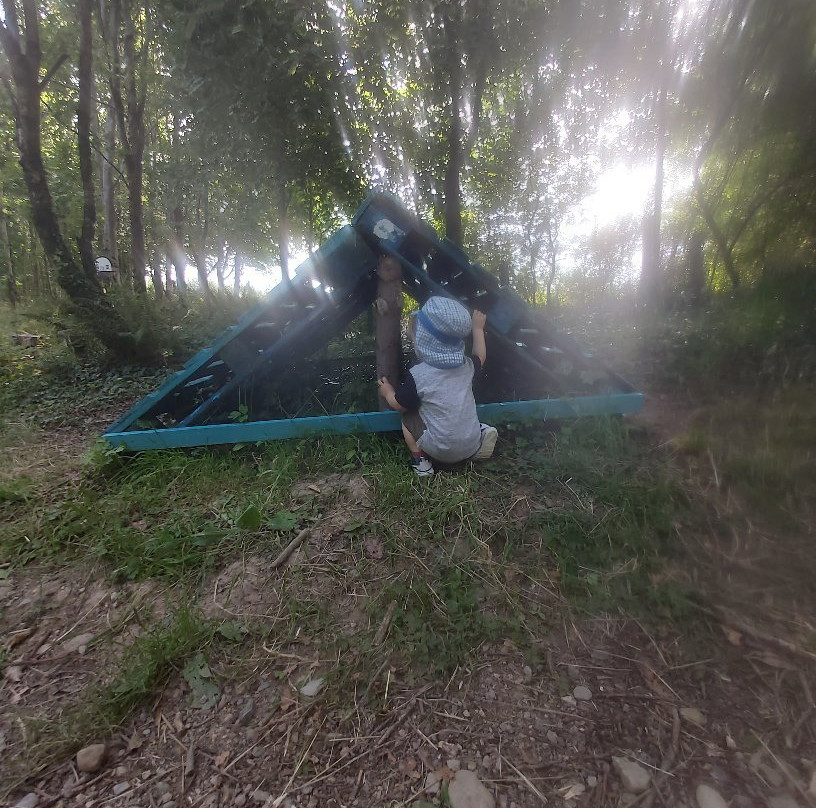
104, 193, 642, 450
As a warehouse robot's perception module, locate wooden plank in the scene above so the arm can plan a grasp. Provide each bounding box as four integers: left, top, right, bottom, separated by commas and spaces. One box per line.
103, 393, 645, 451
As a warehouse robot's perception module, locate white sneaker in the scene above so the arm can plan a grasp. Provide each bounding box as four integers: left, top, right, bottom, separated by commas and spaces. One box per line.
472, 424, 498, 460
411, 455, 434, 476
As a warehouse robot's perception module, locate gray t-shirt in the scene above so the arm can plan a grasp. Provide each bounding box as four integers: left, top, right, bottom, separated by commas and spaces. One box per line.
396, 358, 482, 462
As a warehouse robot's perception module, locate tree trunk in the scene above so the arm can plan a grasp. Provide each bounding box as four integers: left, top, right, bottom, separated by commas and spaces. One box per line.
528, 244, 539, 305
686, 232, 706, 306
277, 179, 290, 281
151, 255, 163, 297
77, 0, 97, 284
170, 203, 187, 297
375, 256, 403, 411
233, 251, 242, 295
695, 184, 740, 290
164, 250, 172, 294
193, 191, 213, 301
0, 4, 101, 303
108, 0, 147, 293
641, 78, 667, 305
544, 220, 558, 306
101, 106, 120, 281
442, 9, 464, 246
0, 184, 18, 305
215, 242, 226, 291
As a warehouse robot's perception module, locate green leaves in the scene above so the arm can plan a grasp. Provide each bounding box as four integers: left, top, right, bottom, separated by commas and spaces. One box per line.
182, 652, 220, 709
265, 510, 299, 532
236, 504, 262, 531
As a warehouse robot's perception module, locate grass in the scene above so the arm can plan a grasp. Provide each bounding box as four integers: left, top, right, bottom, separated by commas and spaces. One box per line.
0, 318, 696, 786
673, 386, 816, 530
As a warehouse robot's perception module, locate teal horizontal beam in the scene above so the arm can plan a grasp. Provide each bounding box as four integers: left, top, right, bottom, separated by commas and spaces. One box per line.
103, 393, 644, 451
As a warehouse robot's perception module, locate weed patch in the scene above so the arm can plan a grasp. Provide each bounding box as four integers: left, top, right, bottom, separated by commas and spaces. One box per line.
480, 419, 693, 617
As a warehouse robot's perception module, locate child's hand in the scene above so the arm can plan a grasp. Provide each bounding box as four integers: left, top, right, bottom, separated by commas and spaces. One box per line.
472, 310, 487, 330
377, 376, 395, 397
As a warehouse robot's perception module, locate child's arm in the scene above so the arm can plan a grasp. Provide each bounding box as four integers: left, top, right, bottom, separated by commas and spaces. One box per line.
471, 310, 487, 366
377, 377, 409, 413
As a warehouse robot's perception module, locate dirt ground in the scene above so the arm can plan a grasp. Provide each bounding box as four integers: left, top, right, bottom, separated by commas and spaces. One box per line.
2, 392, 815, 808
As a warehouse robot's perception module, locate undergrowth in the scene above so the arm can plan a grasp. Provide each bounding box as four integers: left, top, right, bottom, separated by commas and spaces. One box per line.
646, 265, 816, 390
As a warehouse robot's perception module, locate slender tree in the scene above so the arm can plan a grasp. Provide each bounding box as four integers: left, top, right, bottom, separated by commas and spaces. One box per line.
0, 0, 101, 302
76, 0, 97, 282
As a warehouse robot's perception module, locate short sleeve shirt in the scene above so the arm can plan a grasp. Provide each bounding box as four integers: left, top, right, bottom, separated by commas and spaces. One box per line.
394, 357, 483, 462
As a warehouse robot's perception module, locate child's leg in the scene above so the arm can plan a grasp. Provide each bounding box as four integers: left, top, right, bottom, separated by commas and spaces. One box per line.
401, 414, 434, 476
471, 423, 498, 460
401, 422, 422, 454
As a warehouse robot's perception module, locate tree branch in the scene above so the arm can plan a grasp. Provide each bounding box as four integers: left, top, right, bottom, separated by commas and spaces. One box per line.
39, 53, 69, 91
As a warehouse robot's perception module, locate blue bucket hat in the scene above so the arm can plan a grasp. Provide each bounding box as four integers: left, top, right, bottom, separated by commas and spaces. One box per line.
412, 296, 472, 369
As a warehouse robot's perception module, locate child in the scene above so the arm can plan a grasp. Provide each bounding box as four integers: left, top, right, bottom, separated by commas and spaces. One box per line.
377, 296, 498, 476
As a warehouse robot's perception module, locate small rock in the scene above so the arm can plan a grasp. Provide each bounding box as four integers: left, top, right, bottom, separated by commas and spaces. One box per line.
567, 665, 581, 680
154, 781, 171, 795
236, 698, 255, 725
77, 743, 107, 773
612, 757, 651, 794
448, 770, 495, 808
425, 771, 441, 796
695, 783, 728, 808
448, 759, 461, 771
587, 775, 598, 788
12, 794, 39, 808
251, 789, 271, 804
112, 782, 130, 796
680, 707, 707, 727
299, 677, 325, 698
546, 730, 559, 744
768, 796, 801, 808
522, 665, 533, 683
62, 632, 95, 654
234, 795, 247, 807
573, 686, 593, 701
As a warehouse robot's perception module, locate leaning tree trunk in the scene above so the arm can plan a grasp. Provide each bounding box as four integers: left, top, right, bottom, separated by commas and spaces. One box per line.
0, 6, 101, 303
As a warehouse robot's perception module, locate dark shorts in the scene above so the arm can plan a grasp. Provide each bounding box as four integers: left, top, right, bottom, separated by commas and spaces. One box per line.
402, 411, 426, 442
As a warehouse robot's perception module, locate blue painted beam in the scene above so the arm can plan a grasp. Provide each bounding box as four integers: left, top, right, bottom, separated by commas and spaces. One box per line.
103, 393, 644, 451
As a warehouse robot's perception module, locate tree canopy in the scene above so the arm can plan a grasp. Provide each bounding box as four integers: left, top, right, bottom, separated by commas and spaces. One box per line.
0, 0, 813, 332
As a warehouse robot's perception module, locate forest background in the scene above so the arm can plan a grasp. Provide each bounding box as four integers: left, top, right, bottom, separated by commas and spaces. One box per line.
0, 0, 814, 371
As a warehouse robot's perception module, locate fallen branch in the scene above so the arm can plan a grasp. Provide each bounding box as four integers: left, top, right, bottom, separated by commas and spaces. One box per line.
271, 529, 311, 570
372, 601, 397, 647
501, 755, 548, 804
